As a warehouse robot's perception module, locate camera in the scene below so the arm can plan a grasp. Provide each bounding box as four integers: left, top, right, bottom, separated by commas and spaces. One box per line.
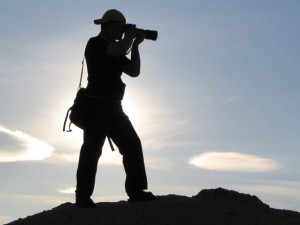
123, 24, 158, 41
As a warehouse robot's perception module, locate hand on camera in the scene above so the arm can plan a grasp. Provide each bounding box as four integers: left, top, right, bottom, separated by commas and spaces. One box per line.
133, 32, 145, 46
126, 24, 138, 39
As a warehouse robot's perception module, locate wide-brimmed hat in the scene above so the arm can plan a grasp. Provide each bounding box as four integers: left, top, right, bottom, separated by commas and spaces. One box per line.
94, 9, 126, 25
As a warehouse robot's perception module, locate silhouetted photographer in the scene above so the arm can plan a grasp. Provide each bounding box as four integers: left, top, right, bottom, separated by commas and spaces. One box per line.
75, 9, 158, 207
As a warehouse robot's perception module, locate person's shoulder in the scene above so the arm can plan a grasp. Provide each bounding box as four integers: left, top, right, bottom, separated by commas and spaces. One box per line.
85, 35, 109, 55
88, 35, 99, 43
87, 35, 108, 46
90, 34, 109, 42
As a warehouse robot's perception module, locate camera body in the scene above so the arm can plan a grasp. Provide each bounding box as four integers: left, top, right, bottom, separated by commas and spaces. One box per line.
123, 24, 158, 41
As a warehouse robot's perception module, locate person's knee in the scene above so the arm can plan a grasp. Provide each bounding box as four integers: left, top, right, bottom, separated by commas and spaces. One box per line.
120, 136, 142, 155
80, 142, 102, 159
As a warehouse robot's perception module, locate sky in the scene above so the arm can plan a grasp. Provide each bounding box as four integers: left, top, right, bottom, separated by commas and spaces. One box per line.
0, 0, 299, 223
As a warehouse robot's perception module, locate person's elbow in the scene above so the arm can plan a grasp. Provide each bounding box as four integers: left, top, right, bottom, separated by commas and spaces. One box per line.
123, 64, 141, 77
131, 71, 140, 77
125, 69, 140, 77
107, 46, 128, 56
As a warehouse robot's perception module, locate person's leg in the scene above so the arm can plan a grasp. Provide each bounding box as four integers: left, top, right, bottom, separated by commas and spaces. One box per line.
108, 113, 148, 196
76, 129, 105, 206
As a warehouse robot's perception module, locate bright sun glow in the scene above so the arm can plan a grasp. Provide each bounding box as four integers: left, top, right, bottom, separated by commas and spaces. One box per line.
122, 98, 140, 127
47, 95, 142, 165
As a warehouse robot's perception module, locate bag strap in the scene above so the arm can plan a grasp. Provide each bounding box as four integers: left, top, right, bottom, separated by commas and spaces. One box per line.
63, 107, 72, 132
62, 57, 84, 132
78, 57, 85, 91
63, 56, 116, 152
107, 137, 115, 151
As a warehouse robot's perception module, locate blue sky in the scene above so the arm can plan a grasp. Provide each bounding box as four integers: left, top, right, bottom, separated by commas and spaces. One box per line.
1, 0, 299, 223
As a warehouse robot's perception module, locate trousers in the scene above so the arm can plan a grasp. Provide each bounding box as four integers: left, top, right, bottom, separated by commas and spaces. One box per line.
75, 101, 148, 198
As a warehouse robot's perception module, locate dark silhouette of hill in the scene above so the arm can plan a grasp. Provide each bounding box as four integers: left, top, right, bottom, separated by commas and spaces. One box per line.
6, 188, 300, 225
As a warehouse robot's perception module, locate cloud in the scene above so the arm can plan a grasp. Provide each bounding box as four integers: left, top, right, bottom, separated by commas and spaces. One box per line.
0, 193, 68, 206
225, 96, 239, 104
57, 187, 76, 194
189, 152, 278, 172
0, 215, 12, 224
234, 182, 300, 199
145, 156, 174, 171
47, 141, 123, 166
0, 125, 54, 162
47, 152, 79, 164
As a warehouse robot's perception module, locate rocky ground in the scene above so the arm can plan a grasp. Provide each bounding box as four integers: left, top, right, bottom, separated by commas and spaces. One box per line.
6, 188, 300, 225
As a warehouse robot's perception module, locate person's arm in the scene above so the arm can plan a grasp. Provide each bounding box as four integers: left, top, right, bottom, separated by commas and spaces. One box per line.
106, 25, 137, 56
106, 34, 134, 56
123, 33, 145, 77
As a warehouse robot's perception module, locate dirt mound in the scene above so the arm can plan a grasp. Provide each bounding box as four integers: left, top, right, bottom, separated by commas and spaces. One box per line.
6, 188, 300, 225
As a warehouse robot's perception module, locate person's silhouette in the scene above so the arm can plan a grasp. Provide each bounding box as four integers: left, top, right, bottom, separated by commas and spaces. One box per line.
75, 9, 158, 208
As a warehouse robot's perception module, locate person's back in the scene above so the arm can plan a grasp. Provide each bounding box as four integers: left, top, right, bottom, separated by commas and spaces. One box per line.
85, 35, 129, 102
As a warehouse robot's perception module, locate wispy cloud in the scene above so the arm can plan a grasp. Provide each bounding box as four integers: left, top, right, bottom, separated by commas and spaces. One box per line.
189, 152, 279, 172
0, 193, 68, 207
57, 187, 76, 194
225, 96, 239, 104
0, 215, 12, 224
0, 125, 54, 162
47, 141, 123, 166
231, 181, 300, 211
234, 181, 300, 199
145, 156, 174, 171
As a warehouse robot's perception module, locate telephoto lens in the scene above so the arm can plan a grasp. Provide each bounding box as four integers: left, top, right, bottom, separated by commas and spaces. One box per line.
124, 24, 158, 41
137, 29, 158, 41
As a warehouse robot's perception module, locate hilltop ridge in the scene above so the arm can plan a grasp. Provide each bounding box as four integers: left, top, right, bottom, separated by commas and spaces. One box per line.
6, 188, 300, 225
